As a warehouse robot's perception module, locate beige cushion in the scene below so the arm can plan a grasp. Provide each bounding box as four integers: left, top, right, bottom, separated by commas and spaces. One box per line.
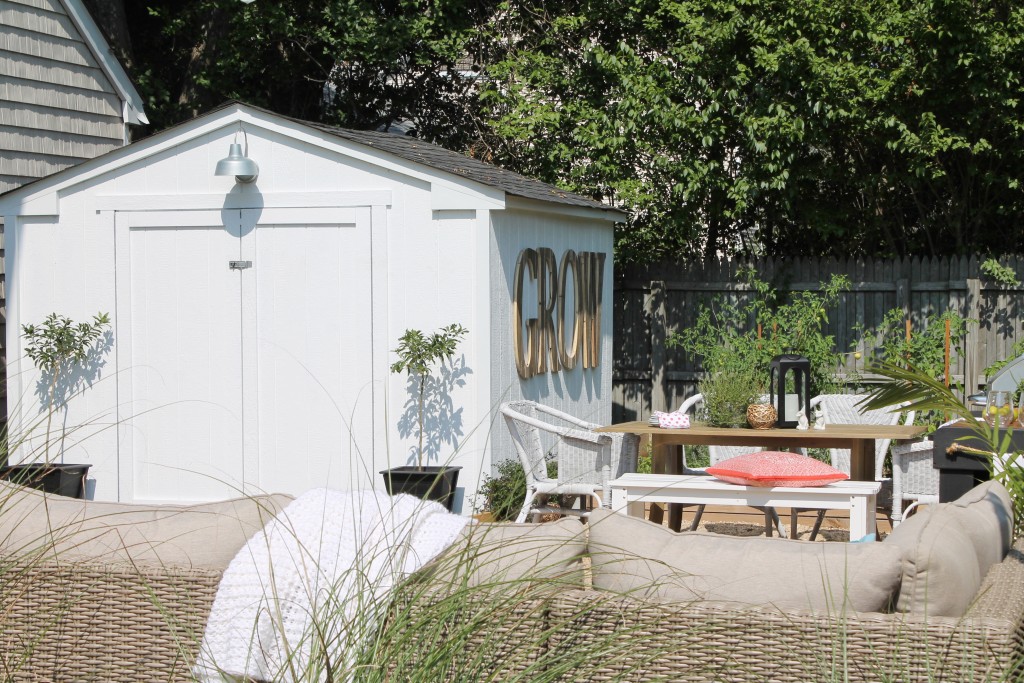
587, 508, 902, 613
425, 517, 587, 589
885, 479, 1013, 617
0, 481, 293, 569
943, 479, 1013, 576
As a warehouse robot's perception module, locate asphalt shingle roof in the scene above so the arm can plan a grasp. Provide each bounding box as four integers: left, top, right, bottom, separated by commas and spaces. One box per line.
304, 121, 615, 212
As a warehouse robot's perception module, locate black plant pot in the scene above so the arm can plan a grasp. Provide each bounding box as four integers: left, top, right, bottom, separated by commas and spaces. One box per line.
380, 465, 462, 512
1, 463, 92, 499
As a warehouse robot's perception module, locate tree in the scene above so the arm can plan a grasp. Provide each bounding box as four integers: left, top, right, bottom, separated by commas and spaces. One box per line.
118, 0, 495, 149
477, 0, 1024, 262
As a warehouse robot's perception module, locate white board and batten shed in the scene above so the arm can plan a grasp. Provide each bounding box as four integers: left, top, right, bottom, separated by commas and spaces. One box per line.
0, 102, 626, 510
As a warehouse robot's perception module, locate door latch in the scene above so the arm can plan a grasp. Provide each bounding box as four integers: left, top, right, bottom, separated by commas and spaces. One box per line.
229, 260, 253, 270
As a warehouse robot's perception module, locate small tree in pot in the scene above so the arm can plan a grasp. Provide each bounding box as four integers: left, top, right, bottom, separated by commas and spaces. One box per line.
5, 312, 111, 497
380, 323, 467, 510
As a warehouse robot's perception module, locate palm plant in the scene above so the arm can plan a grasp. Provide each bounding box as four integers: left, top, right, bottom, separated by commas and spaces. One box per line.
860, 360, 1024, 526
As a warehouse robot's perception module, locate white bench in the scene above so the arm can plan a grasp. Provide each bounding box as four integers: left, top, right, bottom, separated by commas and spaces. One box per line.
609, 474, 882, 541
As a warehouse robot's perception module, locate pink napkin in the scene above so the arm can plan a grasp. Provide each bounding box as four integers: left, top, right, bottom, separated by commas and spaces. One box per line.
654, 411, 690, 429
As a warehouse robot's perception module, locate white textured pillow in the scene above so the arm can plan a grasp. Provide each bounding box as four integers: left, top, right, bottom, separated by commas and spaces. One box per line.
587, 508, 902, 614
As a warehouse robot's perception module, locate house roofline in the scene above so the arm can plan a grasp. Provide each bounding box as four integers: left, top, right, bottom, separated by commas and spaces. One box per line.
60, 0, 148, 126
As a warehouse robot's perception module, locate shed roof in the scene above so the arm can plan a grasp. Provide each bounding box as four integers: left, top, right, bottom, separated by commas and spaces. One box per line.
0, 101, 627, 221
227, 102, 621, 215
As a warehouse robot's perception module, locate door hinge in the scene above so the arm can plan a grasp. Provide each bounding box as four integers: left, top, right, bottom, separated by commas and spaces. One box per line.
229, 260, 253, 270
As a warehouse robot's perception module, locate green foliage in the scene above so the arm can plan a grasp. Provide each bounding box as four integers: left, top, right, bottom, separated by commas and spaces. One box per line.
390, 324, 468, 468
698, 367, 761, 427
668, 269, 848, 396
863, 361, 1024, 528
479, 0, 1024, 261
122, 0, 493, 148
21, 312, 111, 461
981, 258, 1021, 287
475, 457, 559, 521
22, 312, 110, 378
861, 309, 971, 387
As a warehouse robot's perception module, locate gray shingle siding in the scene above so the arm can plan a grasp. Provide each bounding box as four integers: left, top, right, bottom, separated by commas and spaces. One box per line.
0, 0, 127, 193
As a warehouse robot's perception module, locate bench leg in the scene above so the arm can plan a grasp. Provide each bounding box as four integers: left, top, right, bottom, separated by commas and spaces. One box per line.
849, 493, 876, 541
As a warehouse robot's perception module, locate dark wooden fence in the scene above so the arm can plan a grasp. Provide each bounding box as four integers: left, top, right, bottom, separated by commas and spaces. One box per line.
612, 255, 1024, 422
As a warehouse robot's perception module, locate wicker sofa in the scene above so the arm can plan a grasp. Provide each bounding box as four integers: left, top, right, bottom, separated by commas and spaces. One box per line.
0, 479, 1022, 682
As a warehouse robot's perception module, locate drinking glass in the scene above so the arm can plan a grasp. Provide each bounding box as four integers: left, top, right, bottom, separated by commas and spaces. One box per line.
985, 390, 1014, 428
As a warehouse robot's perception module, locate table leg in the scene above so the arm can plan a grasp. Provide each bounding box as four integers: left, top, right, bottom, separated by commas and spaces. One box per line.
849, 439, 875, 481
611, 486, 627, 513
651, 440, 685, 531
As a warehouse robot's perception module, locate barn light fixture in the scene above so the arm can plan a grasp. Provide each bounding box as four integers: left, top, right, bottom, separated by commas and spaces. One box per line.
215, 126, 259, 184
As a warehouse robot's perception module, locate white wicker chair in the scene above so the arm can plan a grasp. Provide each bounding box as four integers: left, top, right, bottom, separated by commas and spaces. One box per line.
500, 401, 639, 523
808, 394, 915, 480
796, 394, 915, 537
889, 438, 940, 527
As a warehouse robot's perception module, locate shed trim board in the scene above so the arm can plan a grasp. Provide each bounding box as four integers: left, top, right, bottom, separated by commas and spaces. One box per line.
0, 106, 511, 216
0, 103, 625, 224
56, 0, 148, 125
94, 191, 393, 212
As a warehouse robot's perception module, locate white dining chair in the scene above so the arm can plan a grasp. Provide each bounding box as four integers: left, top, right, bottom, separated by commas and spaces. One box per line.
500, 401, 638, 523
795, 394, 915, 537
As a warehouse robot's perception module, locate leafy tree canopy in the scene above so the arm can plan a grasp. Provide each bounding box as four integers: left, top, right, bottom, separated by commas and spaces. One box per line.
107, 0, 494, 147
477, 0, 1024, 261
92, 0, 1024, 262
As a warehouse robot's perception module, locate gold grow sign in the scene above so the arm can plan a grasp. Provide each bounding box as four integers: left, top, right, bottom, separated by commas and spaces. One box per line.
513, 248, 606, 379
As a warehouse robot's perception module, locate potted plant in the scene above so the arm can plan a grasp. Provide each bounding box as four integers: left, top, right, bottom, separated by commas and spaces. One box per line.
698, 366, 761, 428
3, 312, 110, 498
380, 323, 467, 510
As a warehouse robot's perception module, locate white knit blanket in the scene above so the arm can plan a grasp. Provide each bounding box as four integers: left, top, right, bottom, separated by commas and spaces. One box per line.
193, 489, 471, 683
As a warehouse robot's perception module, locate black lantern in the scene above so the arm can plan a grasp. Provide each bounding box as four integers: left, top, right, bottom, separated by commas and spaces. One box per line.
769, 354, 811, 428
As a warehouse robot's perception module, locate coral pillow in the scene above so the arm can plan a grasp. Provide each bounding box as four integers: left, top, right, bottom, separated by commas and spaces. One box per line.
706, 451, 849, 488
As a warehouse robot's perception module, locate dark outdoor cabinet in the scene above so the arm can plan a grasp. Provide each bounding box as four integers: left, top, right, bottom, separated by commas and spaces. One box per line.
930, 423, 1024, 501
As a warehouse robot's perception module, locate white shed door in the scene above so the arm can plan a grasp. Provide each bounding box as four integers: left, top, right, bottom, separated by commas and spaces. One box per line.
123, 213, 245, 501
249, 208, 374, 494
119, 207, 373, 502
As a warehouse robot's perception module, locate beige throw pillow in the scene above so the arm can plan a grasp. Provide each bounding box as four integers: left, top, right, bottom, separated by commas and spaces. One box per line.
0, 481, 292, 569
425, 517, 587, 590
587, 508, 902, 614
885, 479, 1013, 617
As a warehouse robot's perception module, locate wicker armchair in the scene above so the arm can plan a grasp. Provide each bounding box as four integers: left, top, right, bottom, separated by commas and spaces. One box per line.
500, 401, 638, 523
793, 394, 914, 537
809, 394, 915, 480
889, 438, 941, 526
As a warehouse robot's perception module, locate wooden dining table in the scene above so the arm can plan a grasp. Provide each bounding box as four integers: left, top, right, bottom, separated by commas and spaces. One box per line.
596, 421, 926, 530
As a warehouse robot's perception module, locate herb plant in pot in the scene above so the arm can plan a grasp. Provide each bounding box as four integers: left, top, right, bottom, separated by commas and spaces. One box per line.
380, 323, 467, 511
698, 366, 761, 428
